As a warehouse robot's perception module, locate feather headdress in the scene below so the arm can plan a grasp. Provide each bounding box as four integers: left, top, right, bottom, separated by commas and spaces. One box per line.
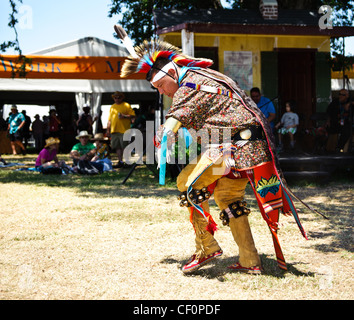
114, 25, 213, 78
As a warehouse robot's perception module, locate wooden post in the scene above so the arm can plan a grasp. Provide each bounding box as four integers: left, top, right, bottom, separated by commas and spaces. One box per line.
181, 29, 194, 57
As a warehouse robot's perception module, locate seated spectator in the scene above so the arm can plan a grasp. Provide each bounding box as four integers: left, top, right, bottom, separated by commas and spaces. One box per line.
275, 100, 299, 151
0, 153, 7, 165
70, 130, 103, 174
325, 89, 353, 153
250, 87, 276, 129
35, 137, 64, 174
91, 133, 110, 160
91, 133, 112, 172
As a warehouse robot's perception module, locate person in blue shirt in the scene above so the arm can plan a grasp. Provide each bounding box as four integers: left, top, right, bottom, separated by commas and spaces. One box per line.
7, 105, 26, 155
250, 87, 276, 129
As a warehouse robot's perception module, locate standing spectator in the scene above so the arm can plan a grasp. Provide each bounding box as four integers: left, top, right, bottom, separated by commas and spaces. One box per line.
95, 109, 104, 134
43, 115, 50, 139
31, 114, 44, 153
0, 113, 7, 130
7, 105, 26, 155
21, 110, 31, 148
20, 110, 31, 148
49, 106, 61, 138
5, 112, 11, 124
250, 87, 276, 129
132, 105, 156, 151
107, 91, 135, 167
76, 104, 95, 135
325, 89, 353, 153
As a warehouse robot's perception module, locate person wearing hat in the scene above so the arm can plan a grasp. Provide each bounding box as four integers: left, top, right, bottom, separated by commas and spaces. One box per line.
7, 105, 26, 155
107, 91, 135, 168
35, 137, 62, 170
91, 133, 110, 161
70, 131, 96, 164
70, 130, 106, 174
91, 133, 112, 171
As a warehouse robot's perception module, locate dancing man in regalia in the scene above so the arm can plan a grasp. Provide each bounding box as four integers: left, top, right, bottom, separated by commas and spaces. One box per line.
116, 26, 323, 274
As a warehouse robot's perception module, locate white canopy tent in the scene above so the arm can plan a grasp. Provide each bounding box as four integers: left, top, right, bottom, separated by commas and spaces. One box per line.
0, 36, 155, 108
0, 37, 156, 133
0, 37, 154, 95
0, 37, 160, 152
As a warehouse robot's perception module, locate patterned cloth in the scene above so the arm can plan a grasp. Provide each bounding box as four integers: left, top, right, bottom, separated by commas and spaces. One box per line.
166, 71, 274, 170
8, 112, 25, 134
95, 143, 110, 159
278, 127, 297, 135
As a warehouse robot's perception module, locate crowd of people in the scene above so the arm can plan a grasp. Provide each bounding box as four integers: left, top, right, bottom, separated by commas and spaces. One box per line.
250, 87, 353, 154
0, 91, 140, 174
0, 86, 353, 174
33, 131, 112, 175
1, 104, 62, 155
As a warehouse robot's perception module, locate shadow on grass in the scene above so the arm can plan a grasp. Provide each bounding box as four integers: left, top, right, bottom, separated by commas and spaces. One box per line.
302, 205, 353, 254
0, 164, 179, 198
160, 254, 315, 280
1, 157, 353, 255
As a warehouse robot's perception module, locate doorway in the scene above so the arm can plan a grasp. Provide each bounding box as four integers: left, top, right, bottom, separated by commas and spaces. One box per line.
277, 49, 316, 131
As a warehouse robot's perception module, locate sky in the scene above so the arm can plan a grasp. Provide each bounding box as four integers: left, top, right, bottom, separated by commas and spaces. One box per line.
1, 0, 354, 56
0, 0, 120, 54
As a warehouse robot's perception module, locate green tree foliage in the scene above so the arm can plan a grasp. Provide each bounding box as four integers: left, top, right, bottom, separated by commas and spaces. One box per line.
1, 0, 32, 77
108, 0, 223, 43
109, 0, 353, 72
1, 0, 23, 54
109, 0, 353, 44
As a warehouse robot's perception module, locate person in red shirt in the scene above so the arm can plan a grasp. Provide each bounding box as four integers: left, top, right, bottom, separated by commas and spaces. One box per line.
49, 107, 61, 138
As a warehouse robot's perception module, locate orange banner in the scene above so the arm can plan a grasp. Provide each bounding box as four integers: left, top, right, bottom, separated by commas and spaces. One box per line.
332, 70, 354, 79
0, 55, 145, 80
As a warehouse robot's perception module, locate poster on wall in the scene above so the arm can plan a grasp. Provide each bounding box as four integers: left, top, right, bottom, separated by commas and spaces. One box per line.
224, 51, 253, 90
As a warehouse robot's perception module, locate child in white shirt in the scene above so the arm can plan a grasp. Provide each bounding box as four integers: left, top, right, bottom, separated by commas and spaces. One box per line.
275, 101, 299, 150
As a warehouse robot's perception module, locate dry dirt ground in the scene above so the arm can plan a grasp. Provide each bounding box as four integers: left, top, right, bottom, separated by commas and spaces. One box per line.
0, 155, 353, 300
